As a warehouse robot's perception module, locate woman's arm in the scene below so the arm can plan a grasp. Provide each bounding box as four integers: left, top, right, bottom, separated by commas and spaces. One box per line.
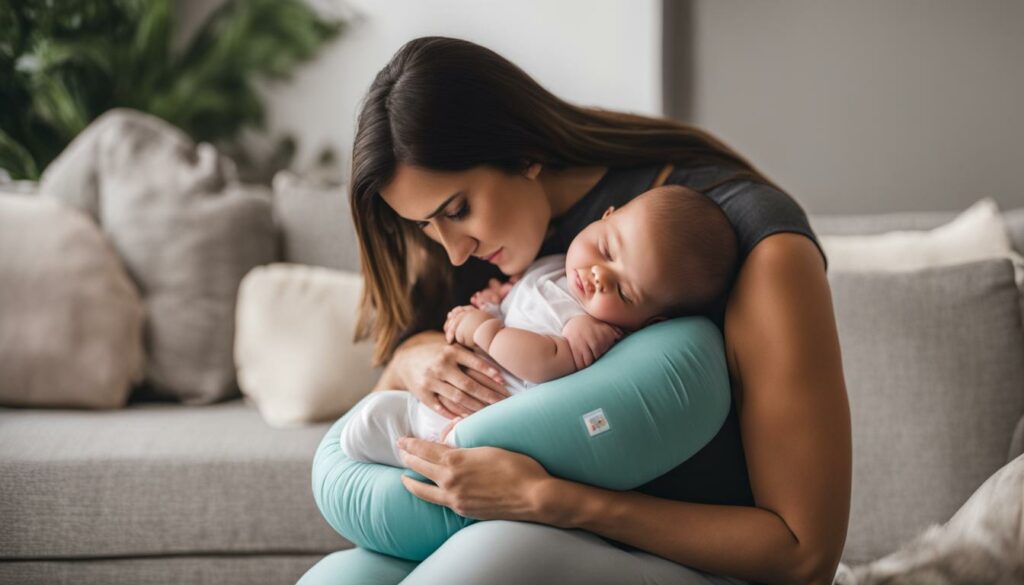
398, 233, 850, 585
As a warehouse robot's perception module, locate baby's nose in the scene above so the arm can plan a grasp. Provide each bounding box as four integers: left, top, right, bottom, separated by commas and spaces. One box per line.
590, 265, 607, 292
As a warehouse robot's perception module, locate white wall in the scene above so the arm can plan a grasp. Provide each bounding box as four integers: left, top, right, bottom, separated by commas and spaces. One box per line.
682, 0, 1024, 214
178, 0, 662, 177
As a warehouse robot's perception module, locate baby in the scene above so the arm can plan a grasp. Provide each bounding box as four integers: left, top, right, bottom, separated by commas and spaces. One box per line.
340, 185, 738, 466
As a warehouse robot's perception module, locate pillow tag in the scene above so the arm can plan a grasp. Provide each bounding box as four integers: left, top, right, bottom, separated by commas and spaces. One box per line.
583, 408, 610, 437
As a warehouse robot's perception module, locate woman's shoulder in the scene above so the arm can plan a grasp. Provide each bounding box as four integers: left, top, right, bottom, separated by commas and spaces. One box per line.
664, 164, 825, 265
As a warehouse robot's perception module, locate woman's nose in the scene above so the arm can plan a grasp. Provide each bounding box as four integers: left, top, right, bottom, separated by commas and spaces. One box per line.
436, 224, 475, 266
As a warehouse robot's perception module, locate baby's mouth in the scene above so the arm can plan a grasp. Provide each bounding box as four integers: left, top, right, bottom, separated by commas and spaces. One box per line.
573, 269, 591, 299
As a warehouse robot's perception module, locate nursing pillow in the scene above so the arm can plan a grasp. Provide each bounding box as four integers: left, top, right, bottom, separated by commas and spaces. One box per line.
311, 317, 731, 561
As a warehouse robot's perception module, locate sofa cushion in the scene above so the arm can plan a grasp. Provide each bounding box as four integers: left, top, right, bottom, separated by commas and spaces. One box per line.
0, 400, 348, 560
0, 195, 145, 408
829, 259, 1024, 564
39, 109, 278, 404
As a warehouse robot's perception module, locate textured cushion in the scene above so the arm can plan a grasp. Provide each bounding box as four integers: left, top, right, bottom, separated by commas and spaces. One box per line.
39, 109, 277, 404
819, 199, 1023, 278
0, 195, 144, 408
829, 259, 1024, 563
0, 400, 347, 560
272, 171, 360, 272
0, 555, 324, 585
235, 263, 379, 428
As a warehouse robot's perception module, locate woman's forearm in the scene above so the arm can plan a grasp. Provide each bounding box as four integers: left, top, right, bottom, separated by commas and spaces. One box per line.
371, 330, 445, 392
534, 478, 827, 585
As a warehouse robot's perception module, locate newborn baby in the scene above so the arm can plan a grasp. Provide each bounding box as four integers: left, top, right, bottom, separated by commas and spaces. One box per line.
340, 185, 737, 466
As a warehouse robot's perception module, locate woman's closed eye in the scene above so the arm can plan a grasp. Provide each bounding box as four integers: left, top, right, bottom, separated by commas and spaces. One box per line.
416, 201, 470, 230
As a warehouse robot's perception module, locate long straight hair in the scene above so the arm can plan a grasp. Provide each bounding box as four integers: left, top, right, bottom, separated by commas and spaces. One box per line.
351, 36, 774, 364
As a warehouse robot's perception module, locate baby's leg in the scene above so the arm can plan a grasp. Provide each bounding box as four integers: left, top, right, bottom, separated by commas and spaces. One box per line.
339, 391, 419, 466
339, 390, 452, 467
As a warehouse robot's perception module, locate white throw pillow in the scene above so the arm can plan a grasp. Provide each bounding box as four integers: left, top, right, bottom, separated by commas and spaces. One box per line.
234, 263, 379, 428
821, 198, 1024, 281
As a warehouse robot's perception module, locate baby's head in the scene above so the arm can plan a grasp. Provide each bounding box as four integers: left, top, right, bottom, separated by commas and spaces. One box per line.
565, 185, 737, 330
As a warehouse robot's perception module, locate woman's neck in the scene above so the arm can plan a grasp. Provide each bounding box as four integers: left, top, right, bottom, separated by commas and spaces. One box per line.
540, 166, 608, 218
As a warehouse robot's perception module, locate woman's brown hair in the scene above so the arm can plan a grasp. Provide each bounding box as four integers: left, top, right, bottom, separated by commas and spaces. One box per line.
351, 36, 774, 364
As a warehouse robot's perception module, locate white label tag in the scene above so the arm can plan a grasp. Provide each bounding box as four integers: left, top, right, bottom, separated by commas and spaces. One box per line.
583, 408, 610, 437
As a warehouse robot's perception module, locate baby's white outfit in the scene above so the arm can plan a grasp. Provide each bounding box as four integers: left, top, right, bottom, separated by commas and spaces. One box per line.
339, 254, 585, 467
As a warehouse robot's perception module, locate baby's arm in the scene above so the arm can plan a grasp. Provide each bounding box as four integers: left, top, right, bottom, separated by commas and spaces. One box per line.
444, 306, 576, 383
474, 320, 577, 384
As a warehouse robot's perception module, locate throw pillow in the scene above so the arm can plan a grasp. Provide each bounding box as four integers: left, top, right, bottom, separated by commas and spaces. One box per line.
272, 171, 360, 272
0, 195, 145, 408
39, 109, 277, 404
830, 259, 1024, 564
820, 198, 1024, 281
234, 263, 379, 428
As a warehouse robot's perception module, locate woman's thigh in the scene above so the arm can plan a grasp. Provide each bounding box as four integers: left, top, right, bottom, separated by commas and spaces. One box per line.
297, 547, 417, 585
400, 520, 751, 585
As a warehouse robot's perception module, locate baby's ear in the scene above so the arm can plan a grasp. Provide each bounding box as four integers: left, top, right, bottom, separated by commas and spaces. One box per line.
601, 206, 616, 219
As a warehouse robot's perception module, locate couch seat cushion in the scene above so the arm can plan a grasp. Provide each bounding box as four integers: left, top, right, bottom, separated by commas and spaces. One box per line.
0, 400, 349, 559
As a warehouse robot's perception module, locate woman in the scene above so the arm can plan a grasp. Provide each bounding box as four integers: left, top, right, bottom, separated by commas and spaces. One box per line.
299, 37, 850, 585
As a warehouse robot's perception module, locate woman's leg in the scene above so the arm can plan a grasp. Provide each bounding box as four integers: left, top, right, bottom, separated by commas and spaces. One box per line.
297, 548, 418, 585
399, 520, 751, 585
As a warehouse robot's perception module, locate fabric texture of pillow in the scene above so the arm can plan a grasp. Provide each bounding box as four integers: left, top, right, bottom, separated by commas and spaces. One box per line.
312, 317, 732, 560
0, 195, 145, 408
272, 171, 360, 273
38, 109, 277, 404
820, 198, 1024, 281
235, 263, 379, 428
830, 259, 1024, 564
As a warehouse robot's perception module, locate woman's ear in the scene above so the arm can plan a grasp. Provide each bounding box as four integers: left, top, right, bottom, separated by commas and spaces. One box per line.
523, 162, 542, 180
601, 206, 616, 219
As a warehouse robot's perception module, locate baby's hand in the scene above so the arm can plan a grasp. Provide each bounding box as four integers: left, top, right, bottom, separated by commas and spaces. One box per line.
562, 314, 624, 370
444, 305, 496, 349
470, 276, 520, 310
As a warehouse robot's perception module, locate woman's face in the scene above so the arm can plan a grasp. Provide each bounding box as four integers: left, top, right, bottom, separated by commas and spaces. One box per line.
379, 163, 551, 275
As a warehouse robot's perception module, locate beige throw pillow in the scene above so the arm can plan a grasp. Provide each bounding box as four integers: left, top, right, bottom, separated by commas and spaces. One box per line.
39, 109, 277, 404
0, 195, 145, 408
235, 264, 379, 428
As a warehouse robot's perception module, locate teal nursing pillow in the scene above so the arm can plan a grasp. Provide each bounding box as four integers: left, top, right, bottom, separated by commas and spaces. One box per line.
311, 317, 731, 561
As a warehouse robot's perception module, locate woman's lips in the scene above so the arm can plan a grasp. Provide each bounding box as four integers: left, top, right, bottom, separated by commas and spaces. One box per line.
482, 247, 503, 263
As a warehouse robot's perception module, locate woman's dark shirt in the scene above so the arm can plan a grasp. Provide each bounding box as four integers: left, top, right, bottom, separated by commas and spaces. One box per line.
450, 163, 824, 509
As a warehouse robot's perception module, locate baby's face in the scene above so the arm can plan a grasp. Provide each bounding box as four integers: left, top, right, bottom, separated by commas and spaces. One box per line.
565, 197, 676, 330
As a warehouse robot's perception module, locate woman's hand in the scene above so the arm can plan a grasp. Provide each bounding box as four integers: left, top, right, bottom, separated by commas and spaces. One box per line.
397, 437, 556, 522
390, 332, 510, 419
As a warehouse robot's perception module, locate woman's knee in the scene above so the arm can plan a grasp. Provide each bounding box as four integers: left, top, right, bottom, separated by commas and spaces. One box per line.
296, 548, 417, 585
400, 521, 629, 584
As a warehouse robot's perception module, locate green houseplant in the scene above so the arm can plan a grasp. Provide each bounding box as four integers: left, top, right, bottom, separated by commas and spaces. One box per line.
0, 0, 343, 181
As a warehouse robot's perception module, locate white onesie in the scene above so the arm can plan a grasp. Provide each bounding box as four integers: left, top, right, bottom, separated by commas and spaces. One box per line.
339, 254, 585, 467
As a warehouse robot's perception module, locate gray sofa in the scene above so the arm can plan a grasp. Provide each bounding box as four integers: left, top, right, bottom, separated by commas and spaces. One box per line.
2, 194, 1023, 584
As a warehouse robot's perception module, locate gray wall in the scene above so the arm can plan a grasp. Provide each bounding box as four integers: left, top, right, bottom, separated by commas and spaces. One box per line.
665, 0, 1024, 214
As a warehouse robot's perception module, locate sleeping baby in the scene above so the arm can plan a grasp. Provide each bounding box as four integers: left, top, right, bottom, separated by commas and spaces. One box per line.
339, 184, 738, 466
